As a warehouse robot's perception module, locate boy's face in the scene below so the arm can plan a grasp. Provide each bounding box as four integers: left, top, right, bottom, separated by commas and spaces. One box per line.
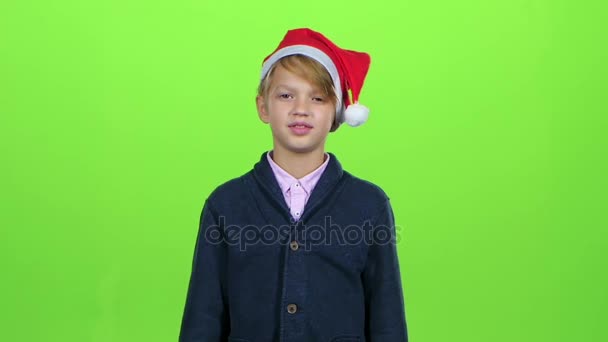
256, 64, 335, 156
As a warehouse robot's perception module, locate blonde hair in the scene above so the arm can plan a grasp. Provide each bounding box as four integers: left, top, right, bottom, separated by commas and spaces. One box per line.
258, 55, 343, 132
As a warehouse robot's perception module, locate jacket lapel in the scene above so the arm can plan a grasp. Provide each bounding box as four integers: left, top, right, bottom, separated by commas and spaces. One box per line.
251, 152, 292, 223
299, 152, 344, 222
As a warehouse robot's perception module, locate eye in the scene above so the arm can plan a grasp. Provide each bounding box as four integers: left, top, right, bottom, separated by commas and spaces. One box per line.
312, 96, 325, 102
278, 93, 293, 99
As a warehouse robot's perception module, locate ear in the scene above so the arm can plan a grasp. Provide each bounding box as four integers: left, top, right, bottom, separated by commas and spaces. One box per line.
256, 95, 269, 123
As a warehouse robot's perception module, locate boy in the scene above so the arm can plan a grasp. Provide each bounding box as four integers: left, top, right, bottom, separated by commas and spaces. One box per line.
179, 28, 408, 342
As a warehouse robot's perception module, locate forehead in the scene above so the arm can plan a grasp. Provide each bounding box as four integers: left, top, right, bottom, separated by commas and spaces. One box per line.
268, 64, 321, 91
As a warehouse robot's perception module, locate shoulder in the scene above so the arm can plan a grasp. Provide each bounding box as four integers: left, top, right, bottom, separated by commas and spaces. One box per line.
343, 170, 390, 200
204, 171, 252, 208
339, 170, 391, 216
340, 170, 397, 226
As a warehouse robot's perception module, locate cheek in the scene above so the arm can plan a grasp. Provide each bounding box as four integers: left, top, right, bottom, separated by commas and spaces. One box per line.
325, 107, 337, 126
267, 100, 288, 114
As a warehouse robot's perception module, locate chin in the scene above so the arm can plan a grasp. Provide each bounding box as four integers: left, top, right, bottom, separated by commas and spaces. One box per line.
287, 146, 316, 154
280, 142, 320, 154
274, 136, 323, 154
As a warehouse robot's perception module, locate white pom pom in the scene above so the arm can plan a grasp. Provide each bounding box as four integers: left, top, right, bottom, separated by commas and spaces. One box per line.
344, 103, 369, 127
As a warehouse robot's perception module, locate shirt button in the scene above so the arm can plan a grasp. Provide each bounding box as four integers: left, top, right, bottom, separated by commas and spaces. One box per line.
287, 303, 298, 314
295, 183, 300, 187
295, 211, 300, 216
290, 240, 299, 251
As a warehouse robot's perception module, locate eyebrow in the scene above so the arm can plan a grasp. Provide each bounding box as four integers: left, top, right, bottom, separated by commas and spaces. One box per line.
274, 84, 297, 92
274, 84, 323, 94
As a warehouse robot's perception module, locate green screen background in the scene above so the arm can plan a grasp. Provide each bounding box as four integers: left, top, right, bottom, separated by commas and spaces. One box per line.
1, 0, 606, 341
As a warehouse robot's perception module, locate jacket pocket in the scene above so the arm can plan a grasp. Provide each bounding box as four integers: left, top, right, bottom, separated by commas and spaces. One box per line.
330, 336, 361, 342
228, 338, 250, 342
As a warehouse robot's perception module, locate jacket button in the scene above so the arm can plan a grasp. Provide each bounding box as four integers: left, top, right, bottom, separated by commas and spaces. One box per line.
287, 303, 298, 314
289, 240, 299, 251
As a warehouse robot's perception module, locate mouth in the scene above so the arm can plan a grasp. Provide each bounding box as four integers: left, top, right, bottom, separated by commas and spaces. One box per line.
288, 122, 313, 135
288, 122, 313, 128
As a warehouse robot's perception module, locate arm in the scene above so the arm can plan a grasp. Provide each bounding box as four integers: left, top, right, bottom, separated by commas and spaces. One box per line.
362, 199, 408, 342
179, 199, 229, 342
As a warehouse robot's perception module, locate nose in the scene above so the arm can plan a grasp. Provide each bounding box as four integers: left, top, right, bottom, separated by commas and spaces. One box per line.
291, 97, 311, 116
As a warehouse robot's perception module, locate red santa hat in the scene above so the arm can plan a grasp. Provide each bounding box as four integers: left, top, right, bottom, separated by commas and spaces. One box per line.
260, 28, 371, 127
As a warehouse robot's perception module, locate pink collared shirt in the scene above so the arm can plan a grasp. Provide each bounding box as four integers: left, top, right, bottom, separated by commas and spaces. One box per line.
266, 151, 330, 221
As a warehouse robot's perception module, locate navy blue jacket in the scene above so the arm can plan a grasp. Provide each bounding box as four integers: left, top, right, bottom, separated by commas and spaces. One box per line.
180, 152, 408, 342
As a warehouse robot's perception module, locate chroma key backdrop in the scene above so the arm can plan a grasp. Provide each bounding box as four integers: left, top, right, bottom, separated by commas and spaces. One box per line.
1, 0, 606, 341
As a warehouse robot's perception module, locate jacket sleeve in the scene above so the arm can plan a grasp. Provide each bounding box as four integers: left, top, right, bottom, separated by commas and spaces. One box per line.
362, 199, 408, 342
179, 199, 230, 342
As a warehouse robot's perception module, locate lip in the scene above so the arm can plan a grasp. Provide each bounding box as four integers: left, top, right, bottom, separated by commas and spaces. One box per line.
288, 122, 313, 136
288, 121, 313, 128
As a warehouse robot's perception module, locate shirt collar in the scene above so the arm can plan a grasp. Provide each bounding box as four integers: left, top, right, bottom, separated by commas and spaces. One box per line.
266, 150, 331, 195
252, 150, 344, 223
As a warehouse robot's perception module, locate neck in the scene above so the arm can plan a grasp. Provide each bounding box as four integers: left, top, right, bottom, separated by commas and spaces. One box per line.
271, 146, 327, 179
